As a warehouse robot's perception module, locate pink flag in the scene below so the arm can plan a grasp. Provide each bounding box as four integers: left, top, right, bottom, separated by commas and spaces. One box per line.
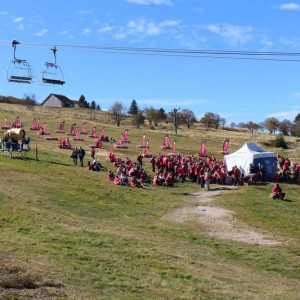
59, 121, 65, 130
163, 136, 169, 147
75, 128, 80, 138
31, 119, 36, 129
223, 140, 229, 154
199, 141, 207, 156
124, 129, 129, 139
141, 135, 146, 146
101, 128, 105, 139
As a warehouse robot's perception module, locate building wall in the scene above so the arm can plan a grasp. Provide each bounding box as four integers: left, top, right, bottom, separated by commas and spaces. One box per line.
42, 95, 63, 107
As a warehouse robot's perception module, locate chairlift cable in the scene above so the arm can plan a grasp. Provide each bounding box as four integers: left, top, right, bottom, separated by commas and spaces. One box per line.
1, 40, 300, 62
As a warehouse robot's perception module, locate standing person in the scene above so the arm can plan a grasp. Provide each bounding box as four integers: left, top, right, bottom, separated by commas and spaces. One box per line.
258, 163, 266, 183
91, 147, 96, 159
233, 166, 240, 186
204, 167, 212, 191
239, 165, 245, 185
150, 155, 156, 172
78, 146, 86, 167
71, 147, 78, 165
137, 153, 143, 168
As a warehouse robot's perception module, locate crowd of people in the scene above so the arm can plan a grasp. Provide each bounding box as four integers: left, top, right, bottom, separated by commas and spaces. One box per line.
102, 149, 300, 196
275, 153, 300, 183
62, 124, 299, 196
106, 154, 149, 188
105, 152, 250, 189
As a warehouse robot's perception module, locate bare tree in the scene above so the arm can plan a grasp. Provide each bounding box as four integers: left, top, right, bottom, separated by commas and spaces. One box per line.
23, 93, 38, 111
200, 112, 221, 130
132, 111, 145, 128
278, 119, 292, 135
178, 109, 196, 128
109, 101, 127, 127
219, 117, 226, 129
244, 121, 260, 136
264, 117, 279, 134
291, 121, 300, 137
144, 107, 164, 127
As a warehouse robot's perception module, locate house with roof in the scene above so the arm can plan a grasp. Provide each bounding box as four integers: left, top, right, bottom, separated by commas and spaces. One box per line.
41, 94, 84, 108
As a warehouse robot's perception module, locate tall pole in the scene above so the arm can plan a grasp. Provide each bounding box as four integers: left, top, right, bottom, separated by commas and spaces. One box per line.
173, 108, 178, 135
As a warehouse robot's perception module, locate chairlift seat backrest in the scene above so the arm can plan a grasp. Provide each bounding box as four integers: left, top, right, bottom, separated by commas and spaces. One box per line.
42, 78, 65, 85
8, 75, 32, 83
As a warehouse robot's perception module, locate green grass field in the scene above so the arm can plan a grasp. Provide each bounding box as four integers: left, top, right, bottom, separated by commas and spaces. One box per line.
0, 103, 299, 299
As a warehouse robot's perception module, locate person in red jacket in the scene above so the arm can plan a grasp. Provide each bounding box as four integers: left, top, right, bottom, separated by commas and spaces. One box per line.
271, 183, 285, 200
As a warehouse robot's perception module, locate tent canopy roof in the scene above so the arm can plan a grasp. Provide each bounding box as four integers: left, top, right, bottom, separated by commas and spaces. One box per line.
224, 143, 276, 175
228, 142, 276, 158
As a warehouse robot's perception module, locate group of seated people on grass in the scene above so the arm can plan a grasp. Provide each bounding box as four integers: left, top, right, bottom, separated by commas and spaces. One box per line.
106, 152, 246, 188
105, 149, 300, 190
275, 153, 300, 183
106, 156, 149, 188
86, 158, 105, 172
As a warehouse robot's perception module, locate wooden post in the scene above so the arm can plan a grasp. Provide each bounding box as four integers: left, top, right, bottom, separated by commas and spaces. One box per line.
36, 144, 38, 161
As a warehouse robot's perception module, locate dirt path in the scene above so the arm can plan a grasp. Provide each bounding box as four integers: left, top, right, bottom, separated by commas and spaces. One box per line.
166, 187, 281, 245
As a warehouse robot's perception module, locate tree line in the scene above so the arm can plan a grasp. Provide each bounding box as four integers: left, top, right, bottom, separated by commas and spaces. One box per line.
1, 94, 300, 137
109, 99, 300, 137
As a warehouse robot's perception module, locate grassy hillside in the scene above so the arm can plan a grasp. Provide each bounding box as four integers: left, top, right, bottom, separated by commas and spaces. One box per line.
0, 103, 299, 299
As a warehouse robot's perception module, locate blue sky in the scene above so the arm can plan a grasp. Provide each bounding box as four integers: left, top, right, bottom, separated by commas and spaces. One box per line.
0, 0, 300, 124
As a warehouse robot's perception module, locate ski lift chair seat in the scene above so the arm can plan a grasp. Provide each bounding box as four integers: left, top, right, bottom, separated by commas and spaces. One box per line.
9, 75, 32, 83
42, 78, 65, 85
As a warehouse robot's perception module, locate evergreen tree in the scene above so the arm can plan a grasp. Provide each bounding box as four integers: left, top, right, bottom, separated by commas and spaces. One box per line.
274, 134, 287, 149
294, 113, 300, 123
158, 108, 167, 120
78, 94, 89, 108
90, 100, 96, 110
128, 99, 139, 115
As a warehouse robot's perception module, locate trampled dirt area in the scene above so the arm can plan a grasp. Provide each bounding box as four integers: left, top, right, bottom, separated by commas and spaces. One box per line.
166, 187, 281, 245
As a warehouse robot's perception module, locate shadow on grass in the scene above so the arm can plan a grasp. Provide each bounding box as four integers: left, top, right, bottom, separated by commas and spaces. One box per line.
6, 156, 72, 167
280, 198, 293, 202
182, 186, 236, 196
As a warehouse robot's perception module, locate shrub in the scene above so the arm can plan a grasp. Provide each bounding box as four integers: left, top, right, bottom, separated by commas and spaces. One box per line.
274, 134, 287, 149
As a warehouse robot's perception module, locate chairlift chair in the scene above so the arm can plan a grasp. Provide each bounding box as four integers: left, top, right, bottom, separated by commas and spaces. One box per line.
41, 47, 65, 85
7, 40, 33, 84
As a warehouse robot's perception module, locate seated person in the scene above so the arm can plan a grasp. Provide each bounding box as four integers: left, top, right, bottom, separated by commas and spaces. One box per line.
114, 176, 121, 185
120, 171, 129, 186
271, 183, 285, 200
130, 177, 142, 188
107, 170, 115, 181
86, 161, 92, 170
153, 174, 159, 185
93, 158, 104, 171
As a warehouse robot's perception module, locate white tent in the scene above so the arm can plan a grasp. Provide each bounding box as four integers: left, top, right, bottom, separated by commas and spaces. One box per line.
224, 142, 277, 180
